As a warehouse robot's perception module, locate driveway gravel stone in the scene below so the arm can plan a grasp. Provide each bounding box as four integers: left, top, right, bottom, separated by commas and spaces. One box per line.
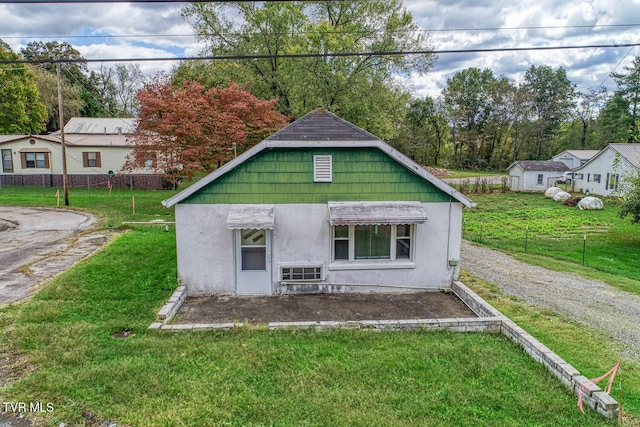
461, 240, 640, 360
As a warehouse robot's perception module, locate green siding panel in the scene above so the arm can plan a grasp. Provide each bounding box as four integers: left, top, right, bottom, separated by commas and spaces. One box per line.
182, 148, 453, 204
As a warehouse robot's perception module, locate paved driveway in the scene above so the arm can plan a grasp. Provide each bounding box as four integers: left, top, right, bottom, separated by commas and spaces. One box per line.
0, 206, 111, 306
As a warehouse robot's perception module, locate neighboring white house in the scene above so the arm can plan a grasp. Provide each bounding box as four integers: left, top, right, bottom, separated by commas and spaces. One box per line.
0, 118, 163, 189
552, 150, 599, 169
507, 160, 570, 192
572, 143, 640, 196
162, 109, 475, 296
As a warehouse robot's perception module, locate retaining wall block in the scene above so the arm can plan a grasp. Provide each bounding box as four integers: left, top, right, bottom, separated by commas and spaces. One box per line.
166, 324, 193, 332
269, 321, 319, 330
593, 391, 619, 413
437, 319, 461, 329
574, 375, 602, 397
316, 321, 341, 330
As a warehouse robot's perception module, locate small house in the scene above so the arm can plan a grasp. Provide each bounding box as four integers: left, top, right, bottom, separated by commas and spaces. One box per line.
162, 109, 474, 296
572, 143, 640, 196
507, 160, 569, 192
0, 118, 161, 189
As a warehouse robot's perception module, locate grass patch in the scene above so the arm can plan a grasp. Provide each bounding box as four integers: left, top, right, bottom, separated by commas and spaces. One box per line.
463, 192, 640, 288
462, 270, 640, 426
0, 186, 634, 425
0, 185, 177, 227
1, 231, 616, 425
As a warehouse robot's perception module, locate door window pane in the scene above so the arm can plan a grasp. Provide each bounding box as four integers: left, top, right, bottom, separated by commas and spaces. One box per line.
241, 229, 266, 270
242, 247, 266, 270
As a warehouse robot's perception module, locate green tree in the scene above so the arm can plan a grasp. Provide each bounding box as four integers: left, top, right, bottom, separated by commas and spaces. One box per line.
596, 92, 634, 144
611, 56, 640, 142
0, 40, 47, 134
394, 96, 449, 166
520, 65, 576, 159
618, 170, 640, 223
443, 67, 496, 168
180, 0, 434, 140
20, 41, 89, 131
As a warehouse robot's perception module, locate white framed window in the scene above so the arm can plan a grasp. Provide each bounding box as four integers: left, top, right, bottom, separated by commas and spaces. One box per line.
537, 174, 544, 185
314, 155, 332, 182
2, 149, 13, 172
21, 152, 48, 169
332, 224, 413, 262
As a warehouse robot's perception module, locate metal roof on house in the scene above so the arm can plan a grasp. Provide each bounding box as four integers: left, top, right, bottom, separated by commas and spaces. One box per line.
0, 133, 132, 147
62, 117, 137, 135
610, 143, 640, 168
64, 134, 133, 147
509, 160, 569, 172
266, 108, 378, 141
0, 134, 62, 145
562, 150, 600, 160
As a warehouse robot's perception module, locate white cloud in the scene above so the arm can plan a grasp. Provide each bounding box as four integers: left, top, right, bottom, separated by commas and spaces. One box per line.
1, 0, 639, 99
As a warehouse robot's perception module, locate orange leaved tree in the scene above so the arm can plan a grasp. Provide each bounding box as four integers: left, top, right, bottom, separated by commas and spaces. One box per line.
123, 74, 288, 183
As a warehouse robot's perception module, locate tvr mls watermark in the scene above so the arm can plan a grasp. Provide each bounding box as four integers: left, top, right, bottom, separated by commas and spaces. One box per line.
1, 402, 54, 413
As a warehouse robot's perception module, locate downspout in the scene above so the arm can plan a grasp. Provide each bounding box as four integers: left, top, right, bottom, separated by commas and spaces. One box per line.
447, 195, 458, 283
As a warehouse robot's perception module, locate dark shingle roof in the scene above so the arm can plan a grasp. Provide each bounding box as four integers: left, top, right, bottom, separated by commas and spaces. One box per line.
266, 108, 379, 141
514, 160, 569, 171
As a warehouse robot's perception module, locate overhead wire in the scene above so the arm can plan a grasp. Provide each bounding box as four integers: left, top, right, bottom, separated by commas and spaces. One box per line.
2, 22, 639, 40
1, 42, 639, 65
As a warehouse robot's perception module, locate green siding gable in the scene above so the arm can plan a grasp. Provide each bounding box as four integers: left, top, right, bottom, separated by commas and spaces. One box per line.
182, 148, 452, 204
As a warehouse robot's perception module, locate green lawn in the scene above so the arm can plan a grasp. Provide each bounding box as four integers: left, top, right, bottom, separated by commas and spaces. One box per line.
0, 187, 637, 425
463, 192, 640, 288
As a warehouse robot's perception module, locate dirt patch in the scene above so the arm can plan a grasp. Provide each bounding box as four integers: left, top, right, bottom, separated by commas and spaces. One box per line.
174, 291, 476, 324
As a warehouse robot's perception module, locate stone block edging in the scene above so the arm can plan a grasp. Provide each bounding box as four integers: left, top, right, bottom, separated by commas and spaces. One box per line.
156, 285, 187, 322
452, 281, 619, 419
151, 281, 619, 418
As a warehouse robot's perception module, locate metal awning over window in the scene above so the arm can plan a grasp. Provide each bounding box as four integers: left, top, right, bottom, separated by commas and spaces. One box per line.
328, 201, 427, 226
226, 204, 275, 230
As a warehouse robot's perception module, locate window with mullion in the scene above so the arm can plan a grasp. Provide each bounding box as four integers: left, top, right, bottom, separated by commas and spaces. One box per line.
333, 224, 413, 262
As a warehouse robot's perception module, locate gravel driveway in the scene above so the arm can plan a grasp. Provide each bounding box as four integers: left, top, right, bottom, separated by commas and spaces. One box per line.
461, 240, 640, 360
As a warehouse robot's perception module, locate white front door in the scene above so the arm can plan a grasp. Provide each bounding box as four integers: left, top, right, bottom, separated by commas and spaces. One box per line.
236, 228, 272, 295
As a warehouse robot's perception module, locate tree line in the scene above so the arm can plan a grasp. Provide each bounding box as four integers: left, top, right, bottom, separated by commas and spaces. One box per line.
1, 0, 639, 173
0, 39, 145, 134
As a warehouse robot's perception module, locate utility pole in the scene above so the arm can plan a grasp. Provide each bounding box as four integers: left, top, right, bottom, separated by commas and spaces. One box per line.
56, 63, 70, 206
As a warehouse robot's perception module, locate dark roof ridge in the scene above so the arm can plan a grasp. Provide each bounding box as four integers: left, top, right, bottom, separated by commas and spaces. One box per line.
266, 108, 379, 141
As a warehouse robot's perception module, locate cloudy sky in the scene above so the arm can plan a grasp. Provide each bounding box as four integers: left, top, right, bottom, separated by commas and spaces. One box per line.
1, 0, 639, 99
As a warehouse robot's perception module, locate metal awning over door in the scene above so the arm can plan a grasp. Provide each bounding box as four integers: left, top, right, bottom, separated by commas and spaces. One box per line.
226, 204, 275, 230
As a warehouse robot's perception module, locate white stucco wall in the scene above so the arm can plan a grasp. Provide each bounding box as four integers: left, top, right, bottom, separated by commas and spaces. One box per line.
175, 202, 463, 296
175, 204, 236, 295
573, 148, 637, 196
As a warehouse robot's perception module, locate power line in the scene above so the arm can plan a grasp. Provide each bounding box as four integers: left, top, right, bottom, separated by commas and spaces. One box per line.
2, 23, 640, 41
1, 43, 638, 65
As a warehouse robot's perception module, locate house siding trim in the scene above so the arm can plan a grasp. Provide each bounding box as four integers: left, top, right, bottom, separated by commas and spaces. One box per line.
163, 140, 474, 208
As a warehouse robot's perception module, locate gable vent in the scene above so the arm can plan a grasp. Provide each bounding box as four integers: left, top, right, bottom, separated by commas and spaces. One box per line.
314, 155, 332, 182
